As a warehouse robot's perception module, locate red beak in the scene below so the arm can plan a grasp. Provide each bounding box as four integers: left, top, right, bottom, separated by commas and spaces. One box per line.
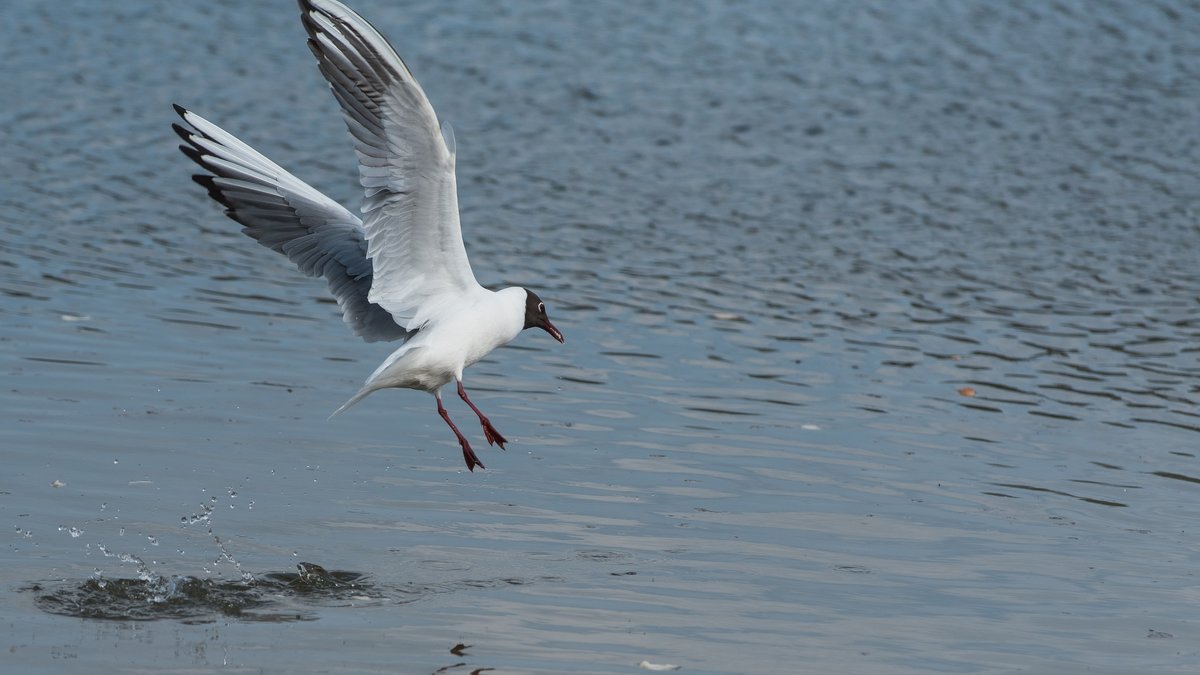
540, 318, 564, 344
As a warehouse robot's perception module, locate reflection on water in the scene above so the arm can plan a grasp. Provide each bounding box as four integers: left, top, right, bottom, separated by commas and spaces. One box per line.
2, 0, 1199, 672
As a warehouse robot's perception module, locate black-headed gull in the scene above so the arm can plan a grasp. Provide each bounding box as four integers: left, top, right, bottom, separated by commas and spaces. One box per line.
172, 0, 563, 471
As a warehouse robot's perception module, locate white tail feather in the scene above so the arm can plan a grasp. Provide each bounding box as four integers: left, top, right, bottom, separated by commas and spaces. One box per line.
328, 386, 377, 419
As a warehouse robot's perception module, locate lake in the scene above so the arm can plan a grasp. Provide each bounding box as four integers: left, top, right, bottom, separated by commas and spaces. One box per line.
2, 0, 1198, 673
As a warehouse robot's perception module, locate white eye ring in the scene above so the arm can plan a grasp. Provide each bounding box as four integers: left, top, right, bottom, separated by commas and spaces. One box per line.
538, 302, 545, 313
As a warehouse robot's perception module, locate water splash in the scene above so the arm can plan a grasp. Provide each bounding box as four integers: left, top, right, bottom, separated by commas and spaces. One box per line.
180, 494, 254, 582
25, 563, 556, 623
26, 562, 374, 623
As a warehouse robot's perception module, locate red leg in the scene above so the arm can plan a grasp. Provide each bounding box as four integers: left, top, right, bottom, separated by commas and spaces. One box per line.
436, 391, 484, 471
457, 380, 508, 449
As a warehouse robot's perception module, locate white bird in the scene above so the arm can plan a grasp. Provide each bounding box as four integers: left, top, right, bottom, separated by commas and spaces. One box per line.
172, 0, 564, 471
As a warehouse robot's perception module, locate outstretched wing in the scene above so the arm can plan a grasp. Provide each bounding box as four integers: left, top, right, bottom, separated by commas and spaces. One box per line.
300, 0, 482, 331
173, 104, 412, 343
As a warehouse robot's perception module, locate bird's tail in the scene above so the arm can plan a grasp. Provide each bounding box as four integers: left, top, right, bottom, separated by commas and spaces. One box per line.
329, 386, 377, 420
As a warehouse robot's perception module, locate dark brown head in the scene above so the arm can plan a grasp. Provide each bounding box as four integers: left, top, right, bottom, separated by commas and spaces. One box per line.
523, 290, 564, 343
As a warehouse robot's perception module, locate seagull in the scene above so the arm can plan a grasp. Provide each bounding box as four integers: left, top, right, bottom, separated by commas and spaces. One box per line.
172, 0, 564, 471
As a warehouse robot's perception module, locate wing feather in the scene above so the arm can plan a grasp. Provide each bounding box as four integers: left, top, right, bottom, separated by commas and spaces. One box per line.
173, 105, 412, 343
299, 0, 481, 331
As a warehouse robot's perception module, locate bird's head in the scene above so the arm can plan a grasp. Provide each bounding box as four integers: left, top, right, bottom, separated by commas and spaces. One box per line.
523, 289, 564, 343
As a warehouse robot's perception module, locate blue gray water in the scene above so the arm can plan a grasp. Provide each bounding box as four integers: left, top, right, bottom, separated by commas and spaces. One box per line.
2, 0, 1198, 673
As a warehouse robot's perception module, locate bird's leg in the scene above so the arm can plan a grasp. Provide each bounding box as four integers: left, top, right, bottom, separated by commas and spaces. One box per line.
436, 391, 484, 471
457, 380, 507, 449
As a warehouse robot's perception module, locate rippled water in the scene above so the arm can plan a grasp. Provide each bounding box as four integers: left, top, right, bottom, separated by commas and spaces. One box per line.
3, 0, 1199, 673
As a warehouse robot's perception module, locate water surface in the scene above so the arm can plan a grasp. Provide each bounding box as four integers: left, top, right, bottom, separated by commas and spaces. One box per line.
2, 1, 1198, 673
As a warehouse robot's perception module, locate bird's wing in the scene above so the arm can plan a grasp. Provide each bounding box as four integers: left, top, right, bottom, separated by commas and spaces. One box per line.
173, 105, 413, 343
300, 0, 482, 332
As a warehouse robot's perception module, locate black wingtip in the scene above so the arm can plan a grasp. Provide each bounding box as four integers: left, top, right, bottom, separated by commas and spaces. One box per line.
179, 144, 208, 169
172, 103, 188, 118
190, 174, 235, 209
305, 37, 323, 60
299, 8, 319, 37
171, 122, 197, 146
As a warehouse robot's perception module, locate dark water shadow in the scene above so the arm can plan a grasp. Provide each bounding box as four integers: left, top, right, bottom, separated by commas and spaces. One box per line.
26, 562, 368, 623
25, 562, 546, 624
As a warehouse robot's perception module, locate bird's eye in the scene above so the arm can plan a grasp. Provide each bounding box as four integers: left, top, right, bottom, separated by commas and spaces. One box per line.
538, 302, 545, 313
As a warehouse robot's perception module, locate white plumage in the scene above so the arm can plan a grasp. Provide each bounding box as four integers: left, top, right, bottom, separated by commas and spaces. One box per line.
174, 0, 563, 471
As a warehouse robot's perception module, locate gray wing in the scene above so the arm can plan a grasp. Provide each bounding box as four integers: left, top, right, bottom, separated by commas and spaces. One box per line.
300, 0, 482, 331
173, 105, 412, 343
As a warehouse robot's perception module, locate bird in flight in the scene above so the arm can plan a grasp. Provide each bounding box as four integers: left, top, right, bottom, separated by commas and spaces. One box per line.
173, 0, 564, 471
